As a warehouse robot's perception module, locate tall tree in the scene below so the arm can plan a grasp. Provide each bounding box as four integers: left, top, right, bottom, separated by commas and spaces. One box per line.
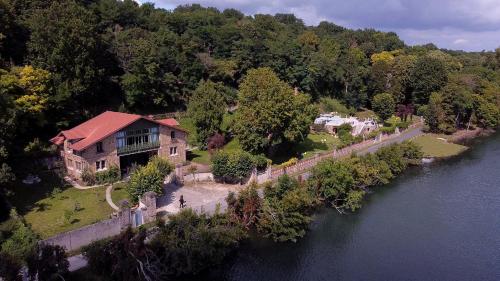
233, 67, 317, 153
187, 80, 227, 146
409, 56, 447, 105
26, 0, 105, 122
372, 92, 396, 121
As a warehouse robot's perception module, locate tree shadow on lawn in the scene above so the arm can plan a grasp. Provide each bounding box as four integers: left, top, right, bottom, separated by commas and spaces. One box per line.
8, 170, 71, 216
269, 138, 329, 165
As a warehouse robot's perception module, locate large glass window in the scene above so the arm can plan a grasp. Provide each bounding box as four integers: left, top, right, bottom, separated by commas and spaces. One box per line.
116, 126, 159, 149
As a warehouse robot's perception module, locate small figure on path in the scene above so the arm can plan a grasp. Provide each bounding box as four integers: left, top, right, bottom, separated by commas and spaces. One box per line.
179, 195, 186, 208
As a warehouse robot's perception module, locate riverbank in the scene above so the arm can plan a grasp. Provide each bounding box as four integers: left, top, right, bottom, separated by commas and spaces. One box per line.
199, 131, 500, 281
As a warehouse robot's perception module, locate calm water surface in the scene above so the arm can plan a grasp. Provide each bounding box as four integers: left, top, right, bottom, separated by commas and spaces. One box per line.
205, 133, 500, 281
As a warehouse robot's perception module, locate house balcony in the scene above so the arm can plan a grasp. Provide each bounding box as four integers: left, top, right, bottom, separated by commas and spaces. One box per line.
117, 141, 160, 156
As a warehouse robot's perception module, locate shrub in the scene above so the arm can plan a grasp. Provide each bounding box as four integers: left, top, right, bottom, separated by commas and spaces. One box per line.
81, 167, 96, 186
253, 154, 269, 171
148, 156, 173, 176
212, 151, 255, 183
278, 157, 298, 169
126, 163, 164, 204
95, 165, 120, 185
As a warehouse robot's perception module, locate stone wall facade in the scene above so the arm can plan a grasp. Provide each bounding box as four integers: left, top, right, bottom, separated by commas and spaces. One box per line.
61, 119, 187, 182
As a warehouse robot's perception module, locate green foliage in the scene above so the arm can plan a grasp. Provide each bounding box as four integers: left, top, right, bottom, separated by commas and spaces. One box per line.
187, 80, 227, 146
309, 142, 422, 212
149, 209, 246, 277
83, 228, 154, 281
226, 182, 262, 227
148, 156, 173, 176
0, 252, 23, 281
126, 157, 172, 203
309, 159, 355, 203
95, 165, 121, 185
372, 92, 396, 121
212, 150, 255, 183
234, 67, 317, 153
409, 56, 448, 105
258, 175, 315, 242
319, 97, 354, 115
0, 218, 38, 261
27, 244, 69, 281
474, 95, 499, 128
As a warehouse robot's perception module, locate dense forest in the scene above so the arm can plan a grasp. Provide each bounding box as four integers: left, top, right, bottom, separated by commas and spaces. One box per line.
1, 0, 499, 208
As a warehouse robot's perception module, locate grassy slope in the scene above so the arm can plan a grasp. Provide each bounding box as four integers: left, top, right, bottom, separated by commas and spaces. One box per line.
413, 134, 467, 157
8, 172, 114, 238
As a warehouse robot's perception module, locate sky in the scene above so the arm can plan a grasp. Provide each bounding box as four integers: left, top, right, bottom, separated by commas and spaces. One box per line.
141, 0, 500, 52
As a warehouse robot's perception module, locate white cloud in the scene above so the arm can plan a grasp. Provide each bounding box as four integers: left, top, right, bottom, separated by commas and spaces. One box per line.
453, 38, 468, 45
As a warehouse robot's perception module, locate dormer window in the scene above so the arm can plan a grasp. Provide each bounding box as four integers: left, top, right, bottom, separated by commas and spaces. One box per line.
96, 142, 103, 153
171, 130, 176, 139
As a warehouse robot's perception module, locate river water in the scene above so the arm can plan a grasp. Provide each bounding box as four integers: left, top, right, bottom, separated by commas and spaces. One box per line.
204, 133, 500, 281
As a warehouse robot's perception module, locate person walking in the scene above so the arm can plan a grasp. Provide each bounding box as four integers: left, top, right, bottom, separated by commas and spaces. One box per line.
179, 195, 186, 208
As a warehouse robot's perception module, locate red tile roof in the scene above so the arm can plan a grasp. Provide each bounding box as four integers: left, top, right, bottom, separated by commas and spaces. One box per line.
50, 111, 185, 151
156, 118, 179, 127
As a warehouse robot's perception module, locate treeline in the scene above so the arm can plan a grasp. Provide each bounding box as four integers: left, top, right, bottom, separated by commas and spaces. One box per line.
1, 0, 499, 219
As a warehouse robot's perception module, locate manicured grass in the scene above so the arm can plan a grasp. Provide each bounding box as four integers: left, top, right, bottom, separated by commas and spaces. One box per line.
8, 171, 115, 239
413, 134, 467, 157
111, 182, 129, 206
188, 138, 243, 165
269, 132, 342, 164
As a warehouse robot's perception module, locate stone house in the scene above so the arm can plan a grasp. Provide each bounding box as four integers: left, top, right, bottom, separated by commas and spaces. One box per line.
50, 111, 187, 180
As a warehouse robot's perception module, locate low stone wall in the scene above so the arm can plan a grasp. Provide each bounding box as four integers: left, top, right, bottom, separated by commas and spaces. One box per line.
184, 172, 214, 182
42, 208, 131, 252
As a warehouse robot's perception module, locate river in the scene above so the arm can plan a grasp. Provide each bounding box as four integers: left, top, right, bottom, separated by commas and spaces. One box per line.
203, 132, 500, 281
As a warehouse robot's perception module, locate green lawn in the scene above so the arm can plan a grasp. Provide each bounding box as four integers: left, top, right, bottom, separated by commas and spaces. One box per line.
413, 134, 468, 157
8, 171, 115, 238
110, 182, 129, 206
188, 138, 243, 165
269, 132, 342, 164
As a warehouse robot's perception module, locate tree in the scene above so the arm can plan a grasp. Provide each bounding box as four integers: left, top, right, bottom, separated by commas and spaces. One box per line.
27, 244, 69, 281
474, 95, 499, 129
258, 175, 315, 242
187, 80, 227, 146
226, 182, 262, 227
372, 92, 395, 121
308, 159, 355, 211
409, 56, 447, 105
26, 1, 105, 115
0, 252, 22, 281
233, 67, 317, 153
126, 157, 172, 203
150, 209, 246, 277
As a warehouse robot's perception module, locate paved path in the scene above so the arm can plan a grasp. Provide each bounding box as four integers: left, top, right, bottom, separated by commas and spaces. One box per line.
106, 185, 120, 211
156, 182, 242, 216
68, 254, 87, 272
358, 125, 423, 155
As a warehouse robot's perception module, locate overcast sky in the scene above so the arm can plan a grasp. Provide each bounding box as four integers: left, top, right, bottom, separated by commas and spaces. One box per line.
141, 0, 500, 51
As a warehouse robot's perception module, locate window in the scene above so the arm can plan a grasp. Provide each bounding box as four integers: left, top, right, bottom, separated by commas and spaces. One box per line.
171, 130, 176, 139
96, 160, 106, 171
75, 161, 82, 171
67, 159, 73, 169
169, 147, 177, 156
96, 142, 103, 153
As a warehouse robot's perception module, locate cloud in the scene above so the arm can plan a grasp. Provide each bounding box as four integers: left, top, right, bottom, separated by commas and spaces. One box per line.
144, 0, 500, 51
453, 39, 468, 45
